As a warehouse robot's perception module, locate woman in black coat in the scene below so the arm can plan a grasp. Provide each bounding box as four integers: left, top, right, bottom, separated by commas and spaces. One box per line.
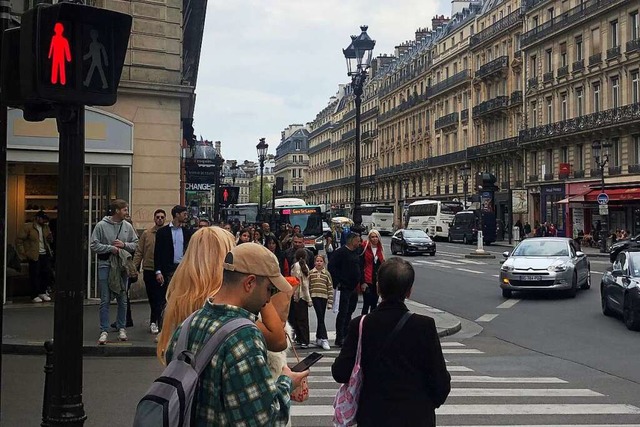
332, 257, 451, 427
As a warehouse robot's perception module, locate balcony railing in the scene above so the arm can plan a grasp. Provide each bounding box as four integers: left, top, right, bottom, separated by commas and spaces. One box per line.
608, 165, 622, 175
591, 169, 602, 178
308, 121, 333, 138
308, 138, 331, 155
627, 38, 640, 53
426, 70, 470, 98
543, 71, 554, 83
361, 129, 378, 141
520, 102, 640, 143
461, 109, 469, 122
523, 0, 546, 12
574, 170, 585, 179
430, 150, 467, 167
341, 129, 356, 142
475, 56, 509, 79
472, 96, 509, 118
467, 136, 518, 160
510, 90, 523, 104
470, 9, 522, 48
521, 0, 621, 47
572, 59, 584, 73
606, 45, 621, 60
273, 159, 310, 173
328, 159, 343, 169
544, 173, 554, 181
527, 77, 538, 90
515, 180, 524, 187
557, 65, 569, 78
434, 112, 459, 130
377, 93, 428, 123
629, 164, 640, 174
589, 52, 602, 67
529, 175, 539, 182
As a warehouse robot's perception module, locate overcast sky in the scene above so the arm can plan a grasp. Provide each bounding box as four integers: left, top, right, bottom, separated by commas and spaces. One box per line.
193, 0, 448, 162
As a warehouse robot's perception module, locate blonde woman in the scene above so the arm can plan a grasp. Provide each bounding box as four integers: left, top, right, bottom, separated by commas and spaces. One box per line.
156, 226, 290, 363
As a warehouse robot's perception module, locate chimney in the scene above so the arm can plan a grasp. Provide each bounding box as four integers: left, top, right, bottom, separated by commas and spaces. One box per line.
394, 41, 413, 58
432, 15, 450, 30
415, 27, 430, 42
214, 140, 221, 155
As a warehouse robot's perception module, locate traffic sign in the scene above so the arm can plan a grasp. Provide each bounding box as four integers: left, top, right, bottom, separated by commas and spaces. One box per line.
599, 204, 609, 216
597, 193, 609, 205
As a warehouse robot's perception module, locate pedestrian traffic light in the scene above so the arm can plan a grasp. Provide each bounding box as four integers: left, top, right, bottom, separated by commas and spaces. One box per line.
475, 172, 499, 192
219, 186, 239, 206
275, 177, 284, 197
18, 2, 132, 106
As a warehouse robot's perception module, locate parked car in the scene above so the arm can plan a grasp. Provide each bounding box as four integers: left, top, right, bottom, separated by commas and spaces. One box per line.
601, 249, 640, 331
499, 237, 590, 298
609, 234, 640, 263
448, 210, 496, 245
390, 229, 436, 256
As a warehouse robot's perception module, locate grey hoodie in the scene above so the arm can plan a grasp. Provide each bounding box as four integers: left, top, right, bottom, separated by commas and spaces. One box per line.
90, 216, 138, 265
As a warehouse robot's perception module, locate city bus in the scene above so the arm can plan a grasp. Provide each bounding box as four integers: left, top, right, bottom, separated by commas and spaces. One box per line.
277, 205, 324, 254
359, 204, 394, 235
223, 203, 258, 224
406, 200, 464, 239
274, 197, 307, 208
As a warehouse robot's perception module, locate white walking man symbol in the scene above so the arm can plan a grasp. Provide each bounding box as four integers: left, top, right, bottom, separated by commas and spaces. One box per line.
83, 29, 109, 89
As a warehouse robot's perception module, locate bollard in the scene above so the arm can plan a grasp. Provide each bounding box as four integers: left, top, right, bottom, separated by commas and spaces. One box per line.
41, 340, 54, 427
476, 230, 485, 253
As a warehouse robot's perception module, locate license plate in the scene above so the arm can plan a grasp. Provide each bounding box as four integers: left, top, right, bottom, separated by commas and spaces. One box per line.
521, 275, 542, 281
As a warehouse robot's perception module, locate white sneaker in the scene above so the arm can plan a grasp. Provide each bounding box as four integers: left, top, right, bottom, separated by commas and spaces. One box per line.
32, 296, 43, 303
118, 328, 128, 341
316, 338, 323, 347
39, 293, 52, 302
321, 339, 331, 350
150, 323, 159, 335
98, 332, 108, 345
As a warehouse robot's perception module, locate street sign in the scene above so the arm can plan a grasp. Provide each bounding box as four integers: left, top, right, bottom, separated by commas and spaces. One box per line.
597, 192, 609, 205
599, 204, 609, 216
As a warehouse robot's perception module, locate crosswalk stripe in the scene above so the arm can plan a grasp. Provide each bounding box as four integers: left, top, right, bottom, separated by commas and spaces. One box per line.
291, 404, 640, 417
448, 388, 603, 397
441, 342, 466, 347
476, 314, 499, 322
456, 267, 484, 274
439, 260, 465, 265
288, 357, 335, 363
451, 376, 566, 383
497, 299, 521, 309
457, 259, 486, 265
443, 349, 483, 354
306, 365, 473, 373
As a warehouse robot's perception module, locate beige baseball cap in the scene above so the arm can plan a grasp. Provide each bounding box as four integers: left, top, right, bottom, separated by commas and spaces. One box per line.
223, 243, 292, 293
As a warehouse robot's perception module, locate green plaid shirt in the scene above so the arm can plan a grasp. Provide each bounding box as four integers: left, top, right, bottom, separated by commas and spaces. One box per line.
166, 301, 293, 426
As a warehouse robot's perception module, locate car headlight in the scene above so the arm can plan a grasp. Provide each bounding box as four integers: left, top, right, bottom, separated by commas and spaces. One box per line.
548, 261, 568, 272
501, 263, 514, 272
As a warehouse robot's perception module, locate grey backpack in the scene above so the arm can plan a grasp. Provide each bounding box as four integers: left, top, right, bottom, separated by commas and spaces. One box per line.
133, 313, 254, 427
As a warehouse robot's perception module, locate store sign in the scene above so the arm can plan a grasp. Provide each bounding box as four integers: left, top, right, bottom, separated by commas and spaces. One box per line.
291, 208, 319, 215
185, 182, 213, 192
185, 158, 215, 184
599, 204, 609, 216
559, 163, 571, 175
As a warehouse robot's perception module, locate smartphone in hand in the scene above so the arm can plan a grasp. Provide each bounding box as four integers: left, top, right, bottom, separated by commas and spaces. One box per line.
291, 352, 324, 372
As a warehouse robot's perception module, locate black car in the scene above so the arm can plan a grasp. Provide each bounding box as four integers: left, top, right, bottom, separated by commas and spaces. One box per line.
601, 249, 640, 331
391, 229, 436, 256
609, 234, 640, 263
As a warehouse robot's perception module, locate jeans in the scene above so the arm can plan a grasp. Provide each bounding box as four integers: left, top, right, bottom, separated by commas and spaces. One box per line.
28, 254, 53, 299
98, 265, 127, 332
292, 299, 310, 345
361, 286, 379, 315
312, 297, 328, 340
144, 269, 167, 328
335, 288, 358, 343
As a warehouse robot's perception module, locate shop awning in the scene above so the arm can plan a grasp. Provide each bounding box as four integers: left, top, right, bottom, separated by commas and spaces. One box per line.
584, 187, 640, 202
556, 191, 589, 204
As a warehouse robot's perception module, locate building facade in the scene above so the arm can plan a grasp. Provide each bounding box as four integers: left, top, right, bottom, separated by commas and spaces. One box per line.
274, 124, 310, 198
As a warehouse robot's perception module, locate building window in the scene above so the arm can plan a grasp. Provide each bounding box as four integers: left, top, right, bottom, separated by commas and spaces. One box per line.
610, 20, 619, 47
575, 35, 583, 61
531, 151, 538, 175
561, 146, 568, 163
561, 93, 568, 120
611, 76, 619, 108
531, 101, 538, 127
546, 97, 553, 124
560, 42, 567, 66
545, 48, 553, 73
592, 28, 600, 54
530, 55, 537, 77
292, 169, 296, 178
610, 138, 620, 166
576, 144, 584, 171
576, 87, 583, 116
631, 11, 639, 41
633, 135, 640, 165
632, 70, 639, 104
295, 140, 301, 150
593, 82, 600, 113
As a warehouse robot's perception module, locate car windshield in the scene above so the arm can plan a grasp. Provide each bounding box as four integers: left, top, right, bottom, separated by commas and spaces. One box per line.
404, 230, 429, 239
629, 253, 640, 277
512, 240, 569, 257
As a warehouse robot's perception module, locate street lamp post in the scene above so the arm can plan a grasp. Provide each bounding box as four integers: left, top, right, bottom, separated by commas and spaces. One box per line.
213, 153, 224, 223
230, 160, 238, 186
460, 164, 471, 209
592, 140, 612, 253
343, 25, 375, 234
256, 137, 268, 221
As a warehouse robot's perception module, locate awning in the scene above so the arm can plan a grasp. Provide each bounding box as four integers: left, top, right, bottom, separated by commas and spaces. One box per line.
556, 191, 590, 204
584, 188, 640, 202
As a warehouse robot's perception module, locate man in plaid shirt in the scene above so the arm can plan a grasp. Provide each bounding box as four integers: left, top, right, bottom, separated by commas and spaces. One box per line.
166, 243, 308, 426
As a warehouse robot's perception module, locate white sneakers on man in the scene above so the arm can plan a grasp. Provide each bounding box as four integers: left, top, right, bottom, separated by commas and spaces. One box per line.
98, 332, 108, 345
316, 338, 331, 350
118, 328, 128, 341
32, 296, 43, 303
39, 293, 52, 302
150, 322, 159, 335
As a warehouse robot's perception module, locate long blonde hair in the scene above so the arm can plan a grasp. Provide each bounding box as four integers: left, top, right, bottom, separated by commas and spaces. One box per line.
156, 226, 236, 363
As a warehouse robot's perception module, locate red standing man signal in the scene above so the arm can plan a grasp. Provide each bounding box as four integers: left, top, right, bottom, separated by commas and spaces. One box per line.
49, 22, 71, 85
223, 188, 229, 202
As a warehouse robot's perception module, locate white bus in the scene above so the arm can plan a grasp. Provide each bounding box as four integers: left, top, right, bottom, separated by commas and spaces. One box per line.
224, 203, 259, 223
407, 200, 463, 239
274, 197, 306, 208
360, 204, 394, 235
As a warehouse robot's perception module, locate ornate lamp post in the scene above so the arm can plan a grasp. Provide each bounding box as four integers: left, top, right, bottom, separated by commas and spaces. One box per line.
592, 140, 612, 253
256, 137, 268, 220
343, 25, 375, 234
213, 153, 224, 222
460, 164, 471, 208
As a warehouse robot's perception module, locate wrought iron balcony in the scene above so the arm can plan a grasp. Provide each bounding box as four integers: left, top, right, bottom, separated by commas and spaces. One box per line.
515, 180, 524, 187
521, 0, 621, 48
527, 77, 538, 90
543, 71, 554, 83
328, 159, 343, 169
426, 70, 470, 98
608, 165, 622, 175
606, 45, 621, 60
627, 38, 640, 54
501, 181, 510, 190
473, 96, 509, 118
341, 129, 356, 142
591, 169, 602, 178
467, 136, 518, 159
574, 170, 585, 179
572, 59, 584, 73
528, 175, 539, 182
523, 0, 547, 12
470, 10, 522, 48
544, 173, 554, 181
520, 102, 640, 143
308, 138, 331, 155
588, 52, 602, 67
309, 122, 333, 138
557, 65, 569, 79
434, 112, 459, 130
629, 164, 640, 174
475, 56, 509, 79
377, 93, 428, 123
429, 149, 467, 167
361, 129, 378, 142
461, 109, 469, 122
510, 91, 523, 105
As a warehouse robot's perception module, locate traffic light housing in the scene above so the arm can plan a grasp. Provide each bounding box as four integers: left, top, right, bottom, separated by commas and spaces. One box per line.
16, 2, 132, 106
219, 186, 239, 206
475, 172, 499, 192
275, 177, 284, 197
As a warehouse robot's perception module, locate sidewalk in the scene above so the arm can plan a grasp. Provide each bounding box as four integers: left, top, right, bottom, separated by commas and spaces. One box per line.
1, 297, 461, 356
490, 239, 610, 258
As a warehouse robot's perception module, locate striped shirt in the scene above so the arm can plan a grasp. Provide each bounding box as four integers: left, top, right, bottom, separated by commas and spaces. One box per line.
166, 301, 292, 426
309, 267, 334, 307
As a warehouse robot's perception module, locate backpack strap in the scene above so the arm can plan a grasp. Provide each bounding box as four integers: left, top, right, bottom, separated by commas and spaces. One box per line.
173, 311, 199, 356
193, 317, 255, 375
374, 311, 412, 363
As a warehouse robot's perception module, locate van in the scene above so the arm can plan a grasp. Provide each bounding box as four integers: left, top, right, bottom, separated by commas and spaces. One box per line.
448, 210, 496, 245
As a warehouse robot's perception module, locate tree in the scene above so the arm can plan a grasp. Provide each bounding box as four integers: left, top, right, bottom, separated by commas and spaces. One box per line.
249, 179, 273, 205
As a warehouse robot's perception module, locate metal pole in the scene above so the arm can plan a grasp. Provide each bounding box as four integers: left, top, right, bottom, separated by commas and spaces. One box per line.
601, 163, 607, 253
259, 160, 264, 222
213, 166, 220, 223
271, 185, 276, 230
352, 73, 364, 234
48, 106, 87, 426
41, 340, 54, 427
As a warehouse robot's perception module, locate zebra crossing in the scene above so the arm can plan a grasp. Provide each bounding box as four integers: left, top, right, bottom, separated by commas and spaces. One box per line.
288, 341, 640, 426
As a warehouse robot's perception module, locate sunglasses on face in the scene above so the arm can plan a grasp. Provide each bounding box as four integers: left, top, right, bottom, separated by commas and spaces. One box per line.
155, 216, 165, 219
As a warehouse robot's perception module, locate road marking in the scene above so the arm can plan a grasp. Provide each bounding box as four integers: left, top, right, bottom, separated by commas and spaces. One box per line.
291, 404, 640, 416
476, 314, 498, 322
412, 260, 439, 266
456, 268, 484, 274
441, 342, 465, 347
439, 259, 465, 265
443, 349, 484, 354
497, 299, 521, 309
492, 274, 500, 277
287, 356, 335, 364
446, 366, 474, 372
451, 375, 566, 383
457, 259, 486, 265
448, 388, 603, 397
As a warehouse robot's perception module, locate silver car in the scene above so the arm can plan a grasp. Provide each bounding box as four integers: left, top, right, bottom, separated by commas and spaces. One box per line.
499, 237, 591, 298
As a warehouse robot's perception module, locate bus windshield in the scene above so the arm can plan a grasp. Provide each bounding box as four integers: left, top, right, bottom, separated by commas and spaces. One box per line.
441, 202, 464, 215
279, 206, 323, 236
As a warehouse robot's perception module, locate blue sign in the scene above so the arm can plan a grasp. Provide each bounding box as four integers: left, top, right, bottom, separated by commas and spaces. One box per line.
597, 193, 609, 205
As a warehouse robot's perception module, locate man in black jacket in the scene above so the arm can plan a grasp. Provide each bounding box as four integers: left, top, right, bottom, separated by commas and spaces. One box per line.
154, 205, 193, 288
332, 257, 451, 426
328, 232, 362, 346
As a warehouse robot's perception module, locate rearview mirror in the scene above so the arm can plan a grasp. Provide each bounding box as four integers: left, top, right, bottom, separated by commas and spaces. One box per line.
576, 251, 585, 257
502, 251, 510, 259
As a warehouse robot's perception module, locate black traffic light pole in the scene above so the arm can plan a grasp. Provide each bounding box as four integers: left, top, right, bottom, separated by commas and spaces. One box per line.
48, 105, 87, 426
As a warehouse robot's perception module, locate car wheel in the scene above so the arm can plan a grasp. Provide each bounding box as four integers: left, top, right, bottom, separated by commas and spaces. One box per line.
601, 287, 614, 317
429, 251, 436, 256
448, 234, 453, 243
390, 243, 396, 255
502, 289, 512, 298
623, 297, 640, 331
581, 270, 591, 290
402, 246, 408, 256
566, 273, 578, 298
463, 235, 469, 245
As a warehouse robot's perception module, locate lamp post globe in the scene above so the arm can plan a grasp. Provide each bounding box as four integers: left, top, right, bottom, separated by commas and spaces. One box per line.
256, 137, 269, 220
343, 25, 375, 235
